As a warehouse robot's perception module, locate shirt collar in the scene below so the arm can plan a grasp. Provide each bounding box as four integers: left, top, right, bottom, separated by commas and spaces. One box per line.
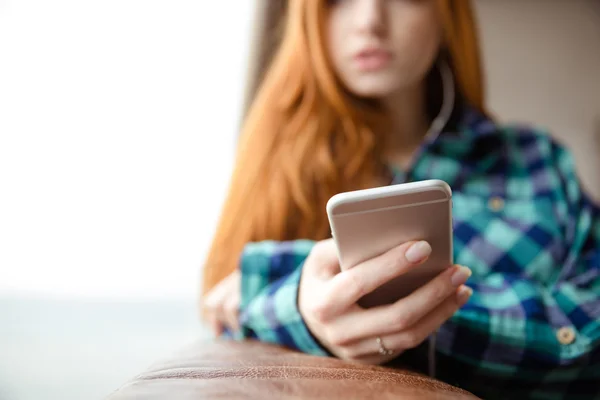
455, 106, 499, 140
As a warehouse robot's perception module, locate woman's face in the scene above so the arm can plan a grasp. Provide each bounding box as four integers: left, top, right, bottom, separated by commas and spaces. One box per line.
326, 0, 442, 99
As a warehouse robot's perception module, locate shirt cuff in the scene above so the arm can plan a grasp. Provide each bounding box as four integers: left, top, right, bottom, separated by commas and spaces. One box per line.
240, 265, 330, 357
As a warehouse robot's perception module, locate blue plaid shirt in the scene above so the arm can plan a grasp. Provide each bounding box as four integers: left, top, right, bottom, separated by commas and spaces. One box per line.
233, 108, 600, 400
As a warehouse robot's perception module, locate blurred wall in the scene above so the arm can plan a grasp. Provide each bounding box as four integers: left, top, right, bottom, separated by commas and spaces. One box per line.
474, 0, 600, 200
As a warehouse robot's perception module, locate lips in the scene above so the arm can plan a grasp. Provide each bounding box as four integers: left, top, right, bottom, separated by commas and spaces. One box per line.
353, 48, 392, 71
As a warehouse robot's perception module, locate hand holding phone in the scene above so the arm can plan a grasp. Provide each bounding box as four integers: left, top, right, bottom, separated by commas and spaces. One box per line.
297, 238, 472, 364
326, 179, 455, 307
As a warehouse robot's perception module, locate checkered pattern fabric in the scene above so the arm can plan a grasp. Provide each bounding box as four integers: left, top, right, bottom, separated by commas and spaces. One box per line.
233, 108, 600, 399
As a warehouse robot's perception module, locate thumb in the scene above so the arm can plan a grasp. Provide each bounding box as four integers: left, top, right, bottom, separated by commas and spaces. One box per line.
307, 239, 341, 278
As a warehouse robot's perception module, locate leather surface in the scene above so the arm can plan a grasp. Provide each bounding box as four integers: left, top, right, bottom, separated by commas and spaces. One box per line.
107, 339, 479, 399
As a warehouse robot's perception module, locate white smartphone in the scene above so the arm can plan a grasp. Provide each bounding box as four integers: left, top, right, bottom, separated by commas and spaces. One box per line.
326, 179, 453, 308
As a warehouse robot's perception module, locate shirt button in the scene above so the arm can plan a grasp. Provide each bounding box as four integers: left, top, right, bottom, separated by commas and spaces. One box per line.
488, 196, 505, 212
556, 326, 576, 345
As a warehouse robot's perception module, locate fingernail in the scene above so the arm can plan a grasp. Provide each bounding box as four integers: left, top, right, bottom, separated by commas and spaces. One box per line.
451, 266, 472, 287
457, 286, 473, 304
405, 241, 432, 264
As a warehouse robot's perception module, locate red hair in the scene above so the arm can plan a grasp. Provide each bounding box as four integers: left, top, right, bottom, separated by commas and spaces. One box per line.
201, 0, 486, 301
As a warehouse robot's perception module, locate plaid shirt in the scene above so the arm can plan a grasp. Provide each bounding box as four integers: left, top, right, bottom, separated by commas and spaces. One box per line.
234, 108, 600, 400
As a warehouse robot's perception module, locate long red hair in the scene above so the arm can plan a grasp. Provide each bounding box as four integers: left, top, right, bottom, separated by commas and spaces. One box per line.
201, 0, 486, 300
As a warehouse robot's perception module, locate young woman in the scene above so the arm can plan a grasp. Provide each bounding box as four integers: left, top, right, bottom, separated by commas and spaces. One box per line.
202, 1, 600, 398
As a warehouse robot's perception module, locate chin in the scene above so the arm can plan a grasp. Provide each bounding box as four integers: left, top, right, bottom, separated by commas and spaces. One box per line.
349, 83, 400, 99
345, 75, 409, 99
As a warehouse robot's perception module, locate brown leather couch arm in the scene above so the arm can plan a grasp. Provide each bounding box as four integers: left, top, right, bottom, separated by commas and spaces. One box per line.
107, 340, 478, 399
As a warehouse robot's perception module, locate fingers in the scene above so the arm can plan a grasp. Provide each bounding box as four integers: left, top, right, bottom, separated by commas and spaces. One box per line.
223, 289, 241, 333
205, 311, 224, 337
403, 285, 472, 346
332, 264, 471, 342
396, 265, 471, 326
203, 293, 224, 337
322, 241, 432, 318
339, 285, 472, 360
203, 272, 241, 336
203, 290, 222, 336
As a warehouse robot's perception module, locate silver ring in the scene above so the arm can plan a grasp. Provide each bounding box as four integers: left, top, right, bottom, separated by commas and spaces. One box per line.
376, 336, 394, 356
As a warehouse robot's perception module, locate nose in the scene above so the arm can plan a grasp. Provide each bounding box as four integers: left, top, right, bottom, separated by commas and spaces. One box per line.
355, 0, 386, 35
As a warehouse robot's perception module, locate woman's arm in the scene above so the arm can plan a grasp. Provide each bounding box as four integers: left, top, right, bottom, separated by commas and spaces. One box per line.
236, 239, 331, 355
237, 236, 473, 367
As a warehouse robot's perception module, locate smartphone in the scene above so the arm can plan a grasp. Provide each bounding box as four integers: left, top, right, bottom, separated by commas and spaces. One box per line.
326, 179, 453, 308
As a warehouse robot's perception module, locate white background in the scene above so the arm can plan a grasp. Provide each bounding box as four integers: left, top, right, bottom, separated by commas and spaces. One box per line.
0, 0, 253, 300
0, 2, 253, 399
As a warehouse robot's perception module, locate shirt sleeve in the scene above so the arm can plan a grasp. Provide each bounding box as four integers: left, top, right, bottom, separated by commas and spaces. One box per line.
234, 239, 331, 356
438, 138, 600, 386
